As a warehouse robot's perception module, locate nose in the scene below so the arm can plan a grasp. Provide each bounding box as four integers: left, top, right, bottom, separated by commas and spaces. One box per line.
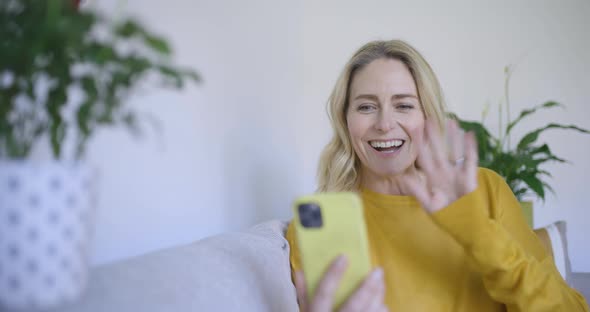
374, 110, 395, 132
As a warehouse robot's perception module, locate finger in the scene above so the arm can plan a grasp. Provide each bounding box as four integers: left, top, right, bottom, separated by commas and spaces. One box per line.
417, 121, 434, 169
364, 275, 386, 312
294, 271, 310, 312
377, 304, 390, 312
311, 255, 348, 312
416, 128, 442, 192
368, 303, 389, 312
447, 119, 464, 164
415, 130, 436, 177
463, 131, 479, 180
425, 119, 448, 168
339, 268, 384, 312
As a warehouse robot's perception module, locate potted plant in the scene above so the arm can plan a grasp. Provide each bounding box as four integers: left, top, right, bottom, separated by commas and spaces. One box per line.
450, 65, 589, 227
0, 0, 199, 309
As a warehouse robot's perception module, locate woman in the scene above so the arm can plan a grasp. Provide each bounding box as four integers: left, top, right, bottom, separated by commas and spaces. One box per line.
286, 40, 589, 311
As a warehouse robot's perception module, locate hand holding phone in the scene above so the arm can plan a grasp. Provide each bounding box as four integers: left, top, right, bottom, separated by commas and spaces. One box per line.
292, 192, 387, 311
293, 256, 387, 312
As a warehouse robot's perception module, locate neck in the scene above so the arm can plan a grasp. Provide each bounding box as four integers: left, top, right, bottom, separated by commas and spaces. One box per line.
360, 165, 422, 196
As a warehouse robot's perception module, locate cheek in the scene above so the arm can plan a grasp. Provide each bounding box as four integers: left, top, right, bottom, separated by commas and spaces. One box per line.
408, 124, 424, 142
346, 114, 371, 159
405, 117, 425, 146
346, 114, 366, 141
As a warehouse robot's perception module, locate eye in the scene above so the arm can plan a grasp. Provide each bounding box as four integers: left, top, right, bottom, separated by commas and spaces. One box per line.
397, 103, 415, 110
357, 103, 377, 113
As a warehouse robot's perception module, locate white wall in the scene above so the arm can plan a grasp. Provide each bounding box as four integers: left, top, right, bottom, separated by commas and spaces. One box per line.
84, 0, 590, 271
86, 0, 304, 265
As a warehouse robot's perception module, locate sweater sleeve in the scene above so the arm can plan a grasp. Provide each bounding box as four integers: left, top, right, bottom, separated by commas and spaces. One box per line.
432, 169, 589, 312
286, 222, 302, 274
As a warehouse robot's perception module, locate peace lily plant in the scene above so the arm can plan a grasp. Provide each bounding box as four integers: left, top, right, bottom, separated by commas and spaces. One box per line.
451, 65, 589, 226
0, 0, 199, 309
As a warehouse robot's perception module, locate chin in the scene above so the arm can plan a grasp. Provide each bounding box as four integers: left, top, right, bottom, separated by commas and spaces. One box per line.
370, 164, 410, 178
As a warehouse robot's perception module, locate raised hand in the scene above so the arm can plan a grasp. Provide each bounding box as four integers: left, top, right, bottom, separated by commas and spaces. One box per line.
403, 119, 479, 213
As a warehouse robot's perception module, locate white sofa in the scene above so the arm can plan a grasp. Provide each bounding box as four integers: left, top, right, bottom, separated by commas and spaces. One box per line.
34, 221, 298, 312
8, 220, 588, 312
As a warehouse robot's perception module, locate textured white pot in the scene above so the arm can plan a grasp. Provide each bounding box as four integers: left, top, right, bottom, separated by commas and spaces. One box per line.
0, 161, 96, 310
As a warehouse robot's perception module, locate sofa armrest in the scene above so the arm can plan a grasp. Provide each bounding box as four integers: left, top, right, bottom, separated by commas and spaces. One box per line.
533, 221, 572, 284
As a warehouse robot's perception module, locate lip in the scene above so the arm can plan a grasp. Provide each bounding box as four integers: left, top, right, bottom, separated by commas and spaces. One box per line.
366, 140, 405, 158
368, 138, 405, 143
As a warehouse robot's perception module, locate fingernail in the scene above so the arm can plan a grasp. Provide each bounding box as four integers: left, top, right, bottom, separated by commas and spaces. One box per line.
336, 255, 347, 266
370, 268, 384, 281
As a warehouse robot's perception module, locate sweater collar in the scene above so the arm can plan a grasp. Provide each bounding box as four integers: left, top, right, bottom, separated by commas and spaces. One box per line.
360, 187, 419, 209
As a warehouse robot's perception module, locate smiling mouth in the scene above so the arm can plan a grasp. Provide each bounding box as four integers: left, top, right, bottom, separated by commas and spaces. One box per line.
369, 139, 405, 153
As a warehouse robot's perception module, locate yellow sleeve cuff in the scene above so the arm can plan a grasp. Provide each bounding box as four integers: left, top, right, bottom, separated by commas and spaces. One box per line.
431, 190, 494, 251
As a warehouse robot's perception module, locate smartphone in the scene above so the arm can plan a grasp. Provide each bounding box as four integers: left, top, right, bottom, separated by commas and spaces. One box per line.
292, 192, 372, 308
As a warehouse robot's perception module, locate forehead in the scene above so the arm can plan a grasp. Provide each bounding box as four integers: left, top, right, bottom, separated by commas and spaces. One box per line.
349, 58, 417, 98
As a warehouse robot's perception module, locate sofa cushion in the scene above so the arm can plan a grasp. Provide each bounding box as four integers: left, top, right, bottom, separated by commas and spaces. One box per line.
46, 220, 299, 312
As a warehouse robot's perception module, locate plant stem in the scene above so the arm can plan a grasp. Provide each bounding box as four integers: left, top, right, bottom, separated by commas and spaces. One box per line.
498, 98, 503, 151
504, 65, 512, 150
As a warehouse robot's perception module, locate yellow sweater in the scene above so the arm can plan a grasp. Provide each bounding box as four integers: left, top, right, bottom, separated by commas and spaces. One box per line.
287, 168, 589, 311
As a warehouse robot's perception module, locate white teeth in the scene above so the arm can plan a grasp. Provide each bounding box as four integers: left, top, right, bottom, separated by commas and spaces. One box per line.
370, 140, 403, 148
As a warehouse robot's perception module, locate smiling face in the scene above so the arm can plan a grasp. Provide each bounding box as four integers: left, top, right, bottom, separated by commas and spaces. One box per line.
346, 58, 425, 181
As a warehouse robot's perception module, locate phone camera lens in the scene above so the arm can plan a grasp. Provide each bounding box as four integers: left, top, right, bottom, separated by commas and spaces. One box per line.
298, 203, 323, 228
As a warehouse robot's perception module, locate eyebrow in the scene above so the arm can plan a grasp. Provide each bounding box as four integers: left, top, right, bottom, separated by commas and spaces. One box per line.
353, 94, 418, 101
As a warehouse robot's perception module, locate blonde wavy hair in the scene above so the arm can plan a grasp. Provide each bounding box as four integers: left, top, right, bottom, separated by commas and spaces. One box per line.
317, 40, 447, 192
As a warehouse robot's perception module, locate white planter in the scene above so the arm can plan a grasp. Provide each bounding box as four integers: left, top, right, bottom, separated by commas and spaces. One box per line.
0, 161, 96, 310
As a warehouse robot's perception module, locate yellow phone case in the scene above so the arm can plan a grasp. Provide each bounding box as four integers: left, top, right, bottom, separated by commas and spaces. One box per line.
292, 192, 372, 309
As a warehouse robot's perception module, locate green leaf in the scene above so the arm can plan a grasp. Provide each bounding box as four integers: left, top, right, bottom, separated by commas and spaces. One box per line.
122, 112, 141, 137
506, 101, 562, 136
454, 118, 496, 162
125, 56, 152, 73
517, 123, 590, 150
46, 83, 69, 159
114, 20, 144, 38
75, 76, 98, 158
143, 35, 171, 55
25, 78, 35, 99
182, 69, 201, 83
157, 65, 183, 88
538, 170, 552, 177
81, 76, 98, 95
97, 88, 117, 124
529, 144, 550, 156
521, 174, 545, 201
6, 128, 25, 158
513, 188, 528, 201
80, 42, 117, 65
77, 101, 92, 137
543, 182, 556, 197
96, 45, 117, 65
50, 122, 66, 159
